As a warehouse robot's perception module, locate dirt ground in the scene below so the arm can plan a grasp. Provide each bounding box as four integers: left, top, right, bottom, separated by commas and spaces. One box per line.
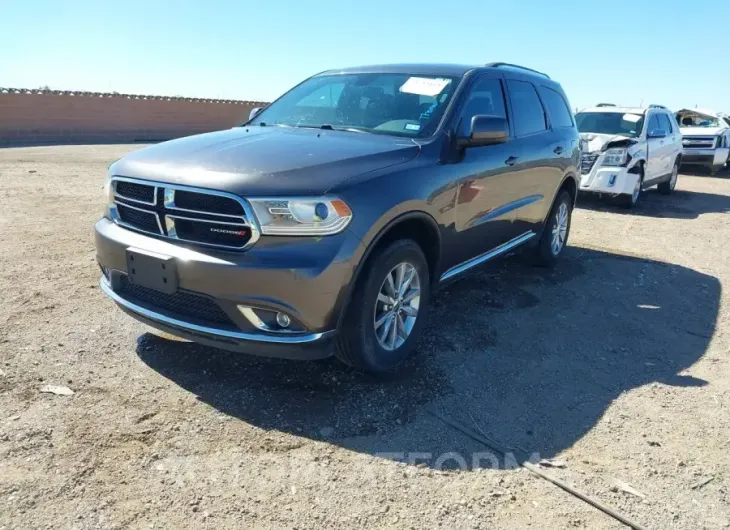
1, 144, 729, 530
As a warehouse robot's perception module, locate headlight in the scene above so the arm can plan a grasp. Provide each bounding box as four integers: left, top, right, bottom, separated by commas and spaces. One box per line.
601, 148, 628, 167
248, 197, 353, 236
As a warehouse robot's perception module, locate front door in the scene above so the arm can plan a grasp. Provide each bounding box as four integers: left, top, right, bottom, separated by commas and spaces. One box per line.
448, 72, 524, 267
645, 113, 667, 182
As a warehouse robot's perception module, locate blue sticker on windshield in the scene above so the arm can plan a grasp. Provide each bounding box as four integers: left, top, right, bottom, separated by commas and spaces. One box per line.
404, 123, 421, 131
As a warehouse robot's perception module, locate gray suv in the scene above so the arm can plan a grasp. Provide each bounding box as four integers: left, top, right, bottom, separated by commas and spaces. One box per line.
96, 62, 580, 373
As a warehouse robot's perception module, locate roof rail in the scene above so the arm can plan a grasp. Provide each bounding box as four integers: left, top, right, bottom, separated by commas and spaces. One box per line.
596, 103, 616, 107
484, 62, 550, 79
648, 104, 667, 110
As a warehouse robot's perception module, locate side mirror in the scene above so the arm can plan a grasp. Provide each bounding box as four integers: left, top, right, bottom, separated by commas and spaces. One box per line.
249, 107, 263, 121
459, 115, 509, 147
648, 129, 667, 139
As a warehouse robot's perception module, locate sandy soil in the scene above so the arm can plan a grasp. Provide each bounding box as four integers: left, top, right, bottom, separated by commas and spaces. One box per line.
1, 145, 729, 529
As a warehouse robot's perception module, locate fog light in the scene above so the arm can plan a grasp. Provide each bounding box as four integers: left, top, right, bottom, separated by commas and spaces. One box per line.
276, 312, 291, 328
608, 174, 617, 187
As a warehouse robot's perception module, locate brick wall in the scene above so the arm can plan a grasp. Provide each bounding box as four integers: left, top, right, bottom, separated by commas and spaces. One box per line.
0, 88, 268, 146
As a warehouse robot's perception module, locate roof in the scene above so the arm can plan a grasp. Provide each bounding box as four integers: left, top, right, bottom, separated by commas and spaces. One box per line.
579, 106, 657, 115
319, 63, 478, 76
676, 108, 721, 119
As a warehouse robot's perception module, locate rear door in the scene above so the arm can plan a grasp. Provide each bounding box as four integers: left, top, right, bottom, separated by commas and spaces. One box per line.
501, 76, 563, 235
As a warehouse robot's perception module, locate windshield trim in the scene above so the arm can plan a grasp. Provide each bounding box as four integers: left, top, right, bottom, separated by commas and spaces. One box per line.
244, 71, 467, 140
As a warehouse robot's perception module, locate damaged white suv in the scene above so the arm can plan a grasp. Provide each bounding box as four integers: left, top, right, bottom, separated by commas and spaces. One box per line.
575, 105, 682, 208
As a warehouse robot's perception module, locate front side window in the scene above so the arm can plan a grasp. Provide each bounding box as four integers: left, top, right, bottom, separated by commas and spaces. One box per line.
657, 113, 673, 133
248, 73, 461, 138
506, 80, 547, 137
538, 86, 574, 128
457, 76, 507, 136
575, 111, 644, 138
647, 114, 661, 135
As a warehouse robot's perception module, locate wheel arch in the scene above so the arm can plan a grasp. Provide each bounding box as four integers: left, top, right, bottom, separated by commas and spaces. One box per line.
335, 211, 442, 329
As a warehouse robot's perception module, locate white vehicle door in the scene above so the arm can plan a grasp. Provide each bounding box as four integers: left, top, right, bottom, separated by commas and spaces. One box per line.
645, 113, 665, 181
658, 112, 680, 172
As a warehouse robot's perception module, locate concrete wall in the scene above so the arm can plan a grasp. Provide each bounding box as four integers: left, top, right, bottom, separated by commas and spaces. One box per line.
0, 88, 268, 146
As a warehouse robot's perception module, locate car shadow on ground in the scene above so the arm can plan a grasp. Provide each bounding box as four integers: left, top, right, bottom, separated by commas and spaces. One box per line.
136, 245, 720, 469
577, 189, 730, 219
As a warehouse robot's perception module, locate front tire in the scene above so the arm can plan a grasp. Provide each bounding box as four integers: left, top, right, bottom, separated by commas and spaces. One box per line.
658, 160, 679, 194
619, 168, 643, 209
530, 190, 573, 267
335, 239, 430, 373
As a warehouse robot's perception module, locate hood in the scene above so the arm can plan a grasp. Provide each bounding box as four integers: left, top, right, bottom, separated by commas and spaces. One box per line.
680, 126, 727, 137
579, 132, 637, 153
111, 126, 420, 196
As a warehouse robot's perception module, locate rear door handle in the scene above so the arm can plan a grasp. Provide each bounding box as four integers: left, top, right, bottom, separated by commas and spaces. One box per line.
505, 156, 518, 166
554, 146, 564, 155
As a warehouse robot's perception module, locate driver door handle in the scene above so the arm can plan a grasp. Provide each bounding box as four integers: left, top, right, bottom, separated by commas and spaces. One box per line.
554, 146, 564, 155
505, 156, 518, 166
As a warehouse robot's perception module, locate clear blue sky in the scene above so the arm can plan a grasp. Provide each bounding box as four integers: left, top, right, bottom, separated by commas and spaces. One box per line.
2, 0, 729, 112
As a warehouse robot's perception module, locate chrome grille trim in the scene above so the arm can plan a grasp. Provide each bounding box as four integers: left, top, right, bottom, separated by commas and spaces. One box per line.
110, 200, 164, 234
109, 177, 261, 250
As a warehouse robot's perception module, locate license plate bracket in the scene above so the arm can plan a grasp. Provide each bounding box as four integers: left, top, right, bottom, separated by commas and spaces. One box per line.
125, 248, 178, 294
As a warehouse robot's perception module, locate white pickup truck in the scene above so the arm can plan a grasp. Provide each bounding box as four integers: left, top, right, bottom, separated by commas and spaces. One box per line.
575, 105, 683, 208
675, 108, 730, 175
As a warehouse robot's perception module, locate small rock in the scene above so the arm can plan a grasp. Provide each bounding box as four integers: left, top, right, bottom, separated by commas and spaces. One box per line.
39, 385, 74, 396
608, 477, 646, 499
538, 458, 567, 469
647, 441, 661, 447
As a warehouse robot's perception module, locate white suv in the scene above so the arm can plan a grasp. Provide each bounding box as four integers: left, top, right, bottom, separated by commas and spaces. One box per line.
675, 108, 730, 175
575, 105, 683, 208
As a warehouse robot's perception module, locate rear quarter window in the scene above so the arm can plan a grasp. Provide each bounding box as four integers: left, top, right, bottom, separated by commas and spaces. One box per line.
538, 86, 574, 128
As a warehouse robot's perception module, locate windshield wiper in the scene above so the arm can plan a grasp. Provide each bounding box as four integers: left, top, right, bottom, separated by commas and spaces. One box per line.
295, 124, 368, 133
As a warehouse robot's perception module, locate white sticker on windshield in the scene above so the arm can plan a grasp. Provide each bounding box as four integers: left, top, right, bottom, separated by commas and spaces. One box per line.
623, 114, 642, 123
399, 77, 451, 97
404, 123, 421, 131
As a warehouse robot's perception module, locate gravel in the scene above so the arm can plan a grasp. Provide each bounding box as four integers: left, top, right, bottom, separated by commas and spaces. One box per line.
1, 144, 729, 529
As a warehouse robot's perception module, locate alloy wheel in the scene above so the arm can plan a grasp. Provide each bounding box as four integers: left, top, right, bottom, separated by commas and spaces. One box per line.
550, 202, 569, 256
373, 262, 421, 351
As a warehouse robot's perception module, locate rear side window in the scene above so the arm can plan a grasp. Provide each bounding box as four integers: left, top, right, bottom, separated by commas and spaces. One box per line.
506, 80, 547, 136
538, 86, 574, 128
657, 113, 673, 133
458, 77, 507, 136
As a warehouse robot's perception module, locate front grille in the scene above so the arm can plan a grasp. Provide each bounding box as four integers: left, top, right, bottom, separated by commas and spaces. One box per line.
682, 136, 715, 149
115, 180, 155, 204
116, 203, 161, 234
118, 275, 236, 329
173, 190, 244, 216
581, 153, 599, 174
109, 178, 257, 250
171, 217, 251, 247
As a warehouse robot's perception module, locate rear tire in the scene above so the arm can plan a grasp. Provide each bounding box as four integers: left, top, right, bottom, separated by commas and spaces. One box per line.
530, 190, 573, 267
335, 239, 430, 373
658, 160, 679, 194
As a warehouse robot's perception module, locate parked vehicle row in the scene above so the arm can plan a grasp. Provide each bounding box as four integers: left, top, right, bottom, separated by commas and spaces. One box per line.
94, 61, 719, 374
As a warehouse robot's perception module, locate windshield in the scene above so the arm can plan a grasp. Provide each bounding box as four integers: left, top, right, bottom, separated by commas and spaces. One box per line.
248, 73, 461, 137
575, 112, 644, 138
676, 112, 721, 128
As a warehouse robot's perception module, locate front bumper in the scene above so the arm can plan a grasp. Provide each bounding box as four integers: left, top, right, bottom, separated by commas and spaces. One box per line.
96, 218, 365, 359
680, 148, 727, 169
579, 165, 637, 196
